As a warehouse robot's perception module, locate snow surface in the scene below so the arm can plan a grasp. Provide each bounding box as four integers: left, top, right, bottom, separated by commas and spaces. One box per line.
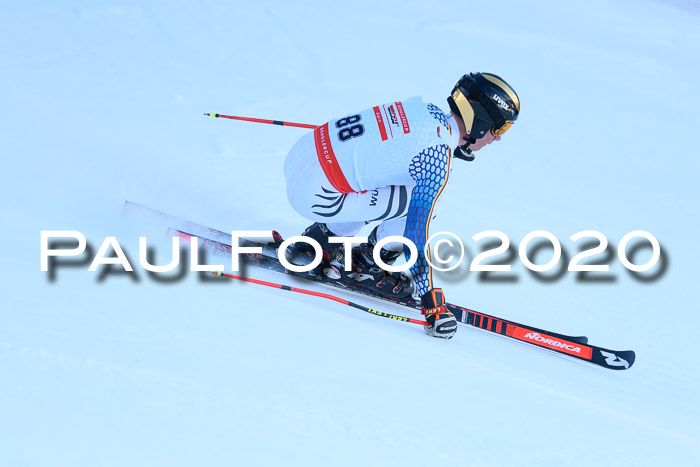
2, 0, 700, 465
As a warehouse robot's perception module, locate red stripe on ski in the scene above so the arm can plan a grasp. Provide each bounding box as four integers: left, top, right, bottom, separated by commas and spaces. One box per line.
511, 326, 593, 359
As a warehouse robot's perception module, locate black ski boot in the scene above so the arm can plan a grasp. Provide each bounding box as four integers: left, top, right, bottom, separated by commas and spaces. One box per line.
344, 227, 416, 301
373, 270, 416, 302
347, 227, 401, 280
284, 223, 344, 279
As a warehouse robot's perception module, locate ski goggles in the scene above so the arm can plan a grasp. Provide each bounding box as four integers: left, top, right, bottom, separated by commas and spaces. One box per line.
491, 120, 514, 137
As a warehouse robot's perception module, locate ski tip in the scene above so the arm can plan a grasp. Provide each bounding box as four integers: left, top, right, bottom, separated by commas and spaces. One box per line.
599, 349, 636, 370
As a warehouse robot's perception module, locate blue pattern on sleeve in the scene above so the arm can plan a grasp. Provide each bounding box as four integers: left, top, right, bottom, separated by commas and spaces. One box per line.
403, 144, 451, 297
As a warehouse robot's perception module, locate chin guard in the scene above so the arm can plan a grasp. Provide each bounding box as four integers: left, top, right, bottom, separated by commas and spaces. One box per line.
453, 140, 476, 162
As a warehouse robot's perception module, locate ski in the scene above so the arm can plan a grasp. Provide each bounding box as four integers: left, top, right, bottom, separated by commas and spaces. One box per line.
122, 201, 636, 370
170, 229, 635, 371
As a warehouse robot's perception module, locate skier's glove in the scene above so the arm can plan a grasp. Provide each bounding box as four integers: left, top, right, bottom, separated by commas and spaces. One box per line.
421, 288, 457, 339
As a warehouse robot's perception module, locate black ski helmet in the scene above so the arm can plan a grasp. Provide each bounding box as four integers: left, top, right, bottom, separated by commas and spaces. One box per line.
447, 72, 520, 161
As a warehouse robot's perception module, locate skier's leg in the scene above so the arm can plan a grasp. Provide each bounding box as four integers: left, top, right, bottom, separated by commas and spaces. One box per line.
324, 221, 365, 237
284, 133, 412, 224
374, 217, 408, 252
288, 179, 413, 226
284, 133, 413, 294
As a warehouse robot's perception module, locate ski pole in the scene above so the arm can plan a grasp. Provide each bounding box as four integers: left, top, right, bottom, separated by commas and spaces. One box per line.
204, 112, 318, 129
211, 271, 429, 326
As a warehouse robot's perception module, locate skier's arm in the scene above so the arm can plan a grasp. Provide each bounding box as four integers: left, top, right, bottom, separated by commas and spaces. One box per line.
403, 144, 451, 297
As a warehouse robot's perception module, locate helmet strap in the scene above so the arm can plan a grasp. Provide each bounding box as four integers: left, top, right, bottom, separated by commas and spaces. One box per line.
454, 140, 475, 162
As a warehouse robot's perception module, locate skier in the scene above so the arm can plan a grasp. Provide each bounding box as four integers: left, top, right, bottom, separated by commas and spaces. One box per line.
283, 72, 520, 339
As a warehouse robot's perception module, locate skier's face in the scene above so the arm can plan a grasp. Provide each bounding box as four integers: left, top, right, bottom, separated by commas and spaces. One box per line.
453, 112, 469, 144
470, 132, 501, 151
453, 113, 501, 151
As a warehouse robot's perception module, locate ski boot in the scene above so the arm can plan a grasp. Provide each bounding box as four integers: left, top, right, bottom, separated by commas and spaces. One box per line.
373, 270, 416, 302
344, 227, 416, 302
284, 222, 344, 279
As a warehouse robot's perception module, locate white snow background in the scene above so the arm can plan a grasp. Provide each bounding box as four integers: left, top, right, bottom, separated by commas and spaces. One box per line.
1, 0, 699, 465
